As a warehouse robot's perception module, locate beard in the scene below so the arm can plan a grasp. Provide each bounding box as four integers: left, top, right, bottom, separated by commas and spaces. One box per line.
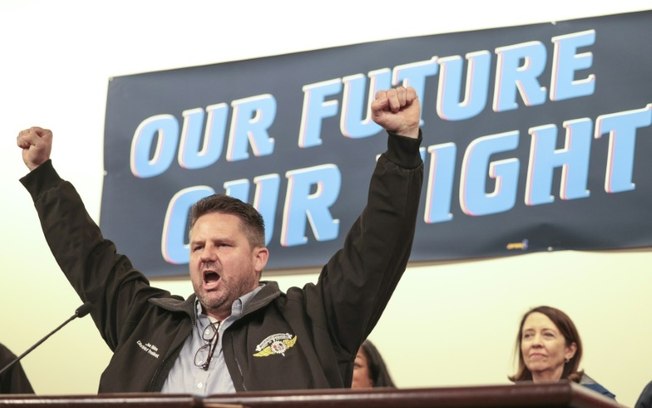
193, 269, 259, 318
195, 286, 230, 315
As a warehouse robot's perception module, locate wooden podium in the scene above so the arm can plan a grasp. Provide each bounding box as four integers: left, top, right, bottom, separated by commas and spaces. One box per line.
0, 382, 624, 408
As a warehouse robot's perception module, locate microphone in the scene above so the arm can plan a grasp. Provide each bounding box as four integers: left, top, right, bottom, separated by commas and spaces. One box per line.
0, 301, 92, 376
74, 302, 93, 318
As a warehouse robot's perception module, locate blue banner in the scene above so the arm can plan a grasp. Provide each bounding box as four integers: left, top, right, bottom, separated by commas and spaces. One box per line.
102, 10, 652, 277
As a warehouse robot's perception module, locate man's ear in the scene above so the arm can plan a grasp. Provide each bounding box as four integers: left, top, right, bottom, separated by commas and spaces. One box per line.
253, 247, 269, 277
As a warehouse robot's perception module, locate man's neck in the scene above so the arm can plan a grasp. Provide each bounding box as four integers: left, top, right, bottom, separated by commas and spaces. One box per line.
203, 305, 231, 322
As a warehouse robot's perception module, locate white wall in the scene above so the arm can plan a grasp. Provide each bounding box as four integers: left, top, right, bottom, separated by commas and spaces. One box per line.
1, 1, 650, 406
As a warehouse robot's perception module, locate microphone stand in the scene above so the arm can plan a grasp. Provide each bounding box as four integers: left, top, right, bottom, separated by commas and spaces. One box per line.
0, 302, 92, 376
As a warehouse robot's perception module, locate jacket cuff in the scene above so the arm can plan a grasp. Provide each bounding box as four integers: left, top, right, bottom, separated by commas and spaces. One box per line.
385, 129, 423, 169
19, 159, 62, 201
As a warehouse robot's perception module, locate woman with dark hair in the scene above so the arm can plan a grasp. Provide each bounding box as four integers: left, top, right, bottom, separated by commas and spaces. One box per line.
0, 343, 34, 394
352, 340, 395, 388
635, 381, 652, 408
509, 306, 615, 399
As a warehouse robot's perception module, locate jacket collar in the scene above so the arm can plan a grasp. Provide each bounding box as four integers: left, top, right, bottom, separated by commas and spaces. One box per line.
149, 294, 195, 316
242, 281, 281, 316
147, 280, 282, 321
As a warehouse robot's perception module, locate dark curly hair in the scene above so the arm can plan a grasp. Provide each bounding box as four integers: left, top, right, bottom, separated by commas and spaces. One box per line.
359, 340, 395, 387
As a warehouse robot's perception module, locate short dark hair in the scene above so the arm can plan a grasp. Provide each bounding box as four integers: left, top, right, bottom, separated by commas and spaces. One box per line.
190, 194, 265, 248
509, 305, 583, 383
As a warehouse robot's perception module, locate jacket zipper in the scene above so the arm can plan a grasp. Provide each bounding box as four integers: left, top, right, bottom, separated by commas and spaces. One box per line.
149, 314, 195, 391
235, 355, 247, 391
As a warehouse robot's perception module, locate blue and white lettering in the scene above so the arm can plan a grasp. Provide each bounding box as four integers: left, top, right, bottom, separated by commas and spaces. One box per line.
493, 41, 547, 111
299, 79, 342, 148
131, 114, 179, 178
525, 119, 592, 205
226, 94, 276, 161
460, 132, 519, 216
437, 51, 491, 120
178, 104, 229, 169
595, 105, 652, 193
281, 164, 341, 246
424, 143, 457, 223
550, 30, 596, 101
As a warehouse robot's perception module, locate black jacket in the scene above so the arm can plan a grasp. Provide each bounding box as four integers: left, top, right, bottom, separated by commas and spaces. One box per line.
21, 132, 423, 393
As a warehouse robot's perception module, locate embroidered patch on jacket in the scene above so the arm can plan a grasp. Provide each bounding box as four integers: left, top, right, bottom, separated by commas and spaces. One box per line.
253, 333, 297, 357
136, 340, 160, 359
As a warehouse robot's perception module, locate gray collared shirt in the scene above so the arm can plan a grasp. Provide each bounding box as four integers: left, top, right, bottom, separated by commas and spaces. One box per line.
161, 285, 263, 395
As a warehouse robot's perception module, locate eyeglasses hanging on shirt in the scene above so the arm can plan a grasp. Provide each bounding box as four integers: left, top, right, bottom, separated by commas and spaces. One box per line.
194, 321, 221, 370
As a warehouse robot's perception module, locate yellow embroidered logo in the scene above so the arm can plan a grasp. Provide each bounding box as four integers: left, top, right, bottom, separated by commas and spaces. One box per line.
253, 333, 297, 357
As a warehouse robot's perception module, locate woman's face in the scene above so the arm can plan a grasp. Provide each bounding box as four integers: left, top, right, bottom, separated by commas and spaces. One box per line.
352, 348, 374, 388
520, 312, 577, 382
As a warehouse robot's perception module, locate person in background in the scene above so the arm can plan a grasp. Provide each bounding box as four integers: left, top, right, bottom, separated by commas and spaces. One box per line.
635, 381, 652, 408
352, 339, 395, 388
508, 305, 615, 399
16, 86, 423, 394
0, 343, 34, 394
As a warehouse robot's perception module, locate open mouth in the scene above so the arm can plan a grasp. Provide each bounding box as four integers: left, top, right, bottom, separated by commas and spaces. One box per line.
203, 271, 220, 287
